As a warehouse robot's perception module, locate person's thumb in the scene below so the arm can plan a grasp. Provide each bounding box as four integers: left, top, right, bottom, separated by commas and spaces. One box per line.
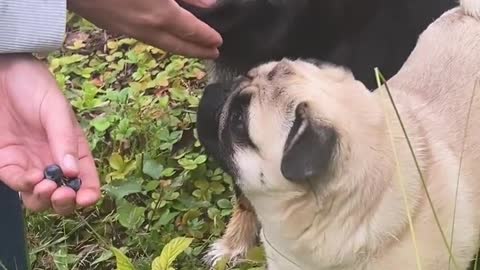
41, 90, 80, 178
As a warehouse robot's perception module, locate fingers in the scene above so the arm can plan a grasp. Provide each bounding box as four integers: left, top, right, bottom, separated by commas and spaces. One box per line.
23, 185, 77, 216
22, 146, 100, 215
31, 99, 100, 215
38, 108, 99, 215
167, 2, 223, 48
51, 187, 77, 215
41, 90, 80, 178
75, 132, 101, 208
22, 147, 100, 215
21, 179, 58, 212
38, 127, 101, 215
150, 31, 220, 59
0, 165, 43, 193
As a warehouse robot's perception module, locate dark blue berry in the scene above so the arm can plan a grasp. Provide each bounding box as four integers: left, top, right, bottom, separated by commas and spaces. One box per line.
65, 177, 82, 192
44, 164, 64, 186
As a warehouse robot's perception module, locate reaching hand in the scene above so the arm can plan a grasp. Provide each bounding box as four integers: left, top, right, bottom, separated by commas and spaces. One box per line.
67, 0, 222, 59
0, 54, 100, 216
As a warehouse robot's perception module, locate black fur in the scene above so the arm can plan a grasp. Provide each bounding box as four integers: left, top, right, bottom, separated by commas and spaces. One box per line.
196, 82, 232, 173
179, 0, 456, 89
196, 79, 257, 179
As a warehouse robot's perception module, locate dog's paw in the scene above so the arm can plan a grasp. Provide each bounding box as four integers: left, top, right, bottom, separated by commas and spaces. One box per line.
203, 192, 260, 268
203, 238, 251, 267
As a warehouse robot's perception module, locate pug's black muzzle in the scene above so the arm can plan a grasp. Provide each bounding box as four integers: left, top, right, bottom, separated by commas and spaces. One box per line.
196, 82, 234, 173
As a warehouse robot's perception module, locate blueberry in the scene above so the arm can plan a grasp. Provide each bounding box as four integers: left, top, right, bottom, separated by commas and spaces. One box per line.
44, 164, 64, 186
65, 177, 82, 192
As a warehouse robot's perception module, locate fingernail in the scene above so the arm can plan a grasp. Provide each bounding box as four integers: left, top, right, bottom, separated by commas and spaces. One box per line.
211, 49, 220, 59
63, 154, 79, 174
76, 189, 101, 207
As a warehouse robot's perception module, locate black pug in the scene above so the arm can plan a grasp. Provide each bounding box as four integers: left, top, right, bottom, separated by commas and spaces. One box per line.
176, 0, 459, 265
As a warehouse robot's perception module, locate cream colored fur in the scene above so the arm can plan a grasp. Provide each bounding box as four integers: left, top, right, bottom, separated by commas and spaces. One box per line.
461, 0, 480, 18
223, 6, 480, 270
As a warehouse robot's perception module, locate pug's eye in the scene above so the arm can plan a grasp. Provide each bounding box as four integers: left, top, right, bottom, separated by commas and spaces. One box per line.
227, 93, 256, 149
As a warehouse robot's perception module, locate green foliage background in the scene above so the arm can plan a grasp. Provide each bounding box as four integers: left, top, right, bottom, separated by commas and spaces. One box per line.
25, 15, 265, 270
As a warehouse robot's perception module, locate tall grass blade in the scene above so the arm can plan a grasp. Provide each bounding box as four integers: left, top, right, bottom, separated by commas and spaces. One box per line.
374, 68, 459, 269
375, 68, 423, 270
474, 249, 479, 270
448, 79, 479, 270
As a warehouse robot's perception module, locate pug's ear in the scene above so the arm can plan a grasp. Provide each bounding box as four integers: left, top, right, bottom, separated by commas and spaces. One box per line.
281, 102, 337, 182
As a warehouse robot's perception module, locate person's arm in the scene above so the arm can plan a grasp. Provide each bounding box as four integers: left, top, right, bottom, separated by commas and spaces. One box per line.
0, 0, 66, 54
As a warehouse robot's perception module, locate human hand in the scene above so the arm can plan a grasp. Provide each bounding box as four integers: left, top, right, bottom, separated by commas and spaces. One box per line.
0, 54, 101, 216
67, 0, 222, 59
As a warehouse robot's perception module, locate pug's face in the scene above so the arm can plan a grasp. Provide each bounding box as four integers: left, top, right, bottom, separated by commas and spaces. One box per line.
197, 59, 386, 195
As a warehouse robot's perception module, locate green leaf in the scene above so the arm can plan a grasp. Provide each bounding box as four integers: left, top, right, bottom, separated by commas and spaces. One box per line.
143, 159, 163, 179
178, 158, 197, 170
217, 199, 232, 209
192, 189, 202, 198
209, 182, 225, 195
156, 209, 180, 226
161, 168, 176, 177
111, 247, 135, 270
163, 191, 180, 201
193, 155, 207, 164
245, 246, 266, 263
123, 159, 138, 176
109, 153, 124, 171
213, 257, 228, 270
169, 87, 187, 102
158, 96, 169, 109
91, 116, 112, 132
151, 237, 194, 270
193, 179, 209, 191
144, 180, 160, 192
104, 180, 142, 200
52, 246, 77, 270
91, 249, 114, 266
207, 207, 220, 220
117, 201, 146, 229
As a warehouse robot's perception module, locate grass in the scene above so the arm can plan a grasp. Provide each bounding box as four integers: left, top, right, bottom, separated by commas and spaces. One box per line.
25, 14, 265, 270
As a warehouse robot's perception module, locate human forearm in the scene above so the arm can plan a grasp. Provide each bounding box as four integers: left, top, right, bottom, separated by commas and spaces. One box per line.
0, 0, 67, 54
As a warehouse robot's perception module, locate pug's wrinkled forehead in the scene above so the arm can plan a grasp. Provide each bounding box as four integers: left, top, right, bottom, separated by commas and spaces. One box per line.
224, 58, 356, 110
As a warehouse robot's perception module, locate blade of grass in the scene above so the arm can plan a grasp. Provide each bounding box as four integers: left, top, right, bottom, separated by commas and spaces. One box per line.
474, 249, 479, 270
374, 68, 459, 269
75, 211, 111, 248
448, 78, 479, 270
375, 69, 423, 270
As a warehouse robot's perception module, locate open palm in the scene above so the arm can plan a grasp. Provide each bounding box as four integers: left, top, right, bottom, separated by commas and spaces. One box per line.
0, 54, 100, 215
